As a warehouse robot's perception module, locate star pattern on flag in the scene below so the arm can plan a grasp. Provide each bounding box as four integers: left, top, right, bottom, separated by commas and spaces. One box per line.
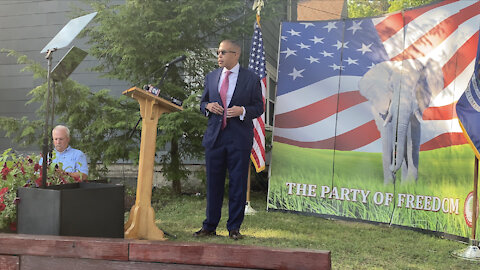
280, 47, 297, 58
333, 40, 349, 50
248, 25, 266, 77
329, 63, 344, 71
310, 36, 324, 44
344, 57, 359, 65
306, 56, 320, 64
357, 43, 373, 55
323, 22, 337, 32
277, 20, 389, 96
301, 22, 315, 28
289, 67, 305, 80
320, 50, 334, 58
348, 21, 362, 34
287, 29, 301, 36
297, 42, 311, 49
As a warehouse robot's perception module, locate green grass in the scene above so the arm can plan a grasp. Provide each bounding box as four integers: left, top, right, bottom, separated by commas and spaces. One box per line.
268, 142, 477, 238
148, 189, 480, 270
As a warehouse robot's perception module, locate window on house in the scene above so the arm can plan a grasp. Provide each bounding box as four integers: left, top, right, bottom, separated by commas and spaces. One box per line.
265, 75, 276, 130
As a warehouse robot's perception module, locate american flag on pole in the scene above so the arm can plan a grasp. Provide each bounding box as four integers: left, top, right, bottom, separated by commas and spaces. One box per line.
274, 0, 480, 152
248, 20, 267, 172
456, 25, 480, 159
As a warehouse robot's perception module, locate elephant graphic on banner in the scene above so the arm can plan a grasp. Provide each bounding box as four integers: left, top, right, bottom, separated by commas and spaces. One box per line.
358, 59, 444, 184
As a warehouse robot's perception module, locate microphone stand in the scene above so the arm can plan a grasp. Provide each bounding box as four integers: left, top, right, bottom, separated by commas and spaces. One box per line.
129, 64, 171, 139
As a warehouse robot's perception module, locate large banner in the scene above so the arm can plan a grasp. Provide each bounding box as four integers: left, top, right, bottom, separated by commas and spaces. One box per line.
268, 0, 480, 238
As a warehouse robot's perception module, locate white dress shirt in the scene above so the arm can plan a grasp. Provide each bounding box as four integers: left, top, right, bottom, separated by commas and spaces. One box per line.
218, 63, 245, 119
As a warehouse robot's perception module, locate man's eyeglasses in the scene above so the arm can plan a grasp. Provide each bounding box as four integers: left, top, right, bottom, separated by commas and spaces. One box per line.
217, 50, 236, 56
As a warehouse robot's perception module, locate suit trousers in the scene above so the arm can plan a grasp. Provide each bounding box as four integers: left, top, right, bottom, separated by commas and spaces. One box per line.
203, 124, 251, 232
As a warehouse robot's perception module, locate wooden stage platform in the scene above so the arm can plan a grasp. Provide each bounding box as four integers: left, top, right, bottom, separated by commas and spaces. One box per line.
0, 233, 331, 270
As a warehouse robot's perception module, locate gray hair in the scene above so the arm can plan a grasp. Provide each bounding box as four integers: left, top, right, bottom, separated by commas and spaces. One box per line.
52, 125, 70, 138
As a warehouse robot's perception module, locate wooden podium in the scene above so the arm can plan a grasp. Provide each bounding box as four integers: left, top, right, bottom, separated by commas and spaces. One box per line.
122, 87, 182, 240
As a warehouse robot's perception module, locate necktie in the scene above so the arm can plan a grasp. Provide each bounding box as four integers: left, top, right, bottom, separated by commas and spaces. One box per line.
219, 70, 232, 129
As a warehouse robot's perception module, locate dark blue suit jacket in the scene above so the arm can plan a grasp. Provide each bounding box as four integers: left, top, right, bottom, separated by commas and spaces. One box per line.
200, 67, 264, 150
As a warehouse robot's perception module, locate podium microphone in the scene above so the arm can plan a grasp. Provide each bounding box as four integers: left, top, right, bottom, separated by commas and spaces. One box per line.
129, 55, 186, 139
165, 55, 186, 67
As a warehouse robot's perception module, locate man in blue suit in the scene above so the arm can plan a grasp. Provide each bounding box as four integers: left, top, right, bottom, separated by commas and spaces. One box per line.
195, 40, 264, 240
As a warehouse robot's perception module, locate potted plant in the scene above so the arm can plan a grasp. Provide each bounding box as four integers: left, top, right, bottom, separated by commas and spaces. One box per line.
0, 148, 124, 238
0, 148, 76, 232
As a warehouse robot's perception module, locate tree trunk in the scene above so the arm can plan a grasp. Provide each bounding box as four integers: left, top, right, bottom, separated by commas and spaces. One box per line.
170, 138, 182, 195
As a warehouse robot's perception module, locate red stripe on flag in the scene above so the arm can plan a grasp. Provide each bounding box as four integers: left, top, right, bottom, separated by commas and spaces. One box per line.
273, 135, 335, 149
335, 120, 380, 151
275, 91, 367, 129
260, 77, 267, 108
375, 13, 404, 42
422, 103, 457, 120
375, 0, 456, 42
253, 128, 266, 159
256, 115, 265, 131
254, 118, 266, 152
404, 0, 457, 25
420, 132, 467, 151
338, 91, 368, 111
273, 120, 380, 150
391, 1, 480, 61
275, 94, 337, 128
442, 31, 479, 88
251, 78, 266, 172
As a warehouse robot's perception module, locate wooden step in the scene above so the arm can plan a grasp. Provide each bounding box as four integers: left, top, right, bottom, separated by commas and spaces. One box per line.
0, 233, 331, 270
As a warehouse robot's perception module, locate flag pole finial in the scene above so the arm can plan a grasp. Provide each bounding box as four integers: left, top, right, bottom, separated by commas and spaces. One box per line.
253, 0, 264, 26
252, 0, 264, 16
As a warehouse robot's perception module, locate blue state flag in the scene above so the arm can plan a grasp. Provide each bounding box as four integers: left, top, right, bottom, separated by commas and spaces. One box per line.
456, 30, 480, 159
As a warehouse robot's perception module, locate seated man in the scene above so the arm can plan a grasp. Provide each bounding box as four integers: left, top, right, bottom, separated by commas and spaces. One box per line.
46, 125, 88, 181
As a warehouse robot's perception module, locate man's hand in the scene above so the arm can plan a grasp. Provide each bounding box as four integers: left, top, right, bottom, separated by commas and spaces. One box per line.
206, 102, 224, 115
68, 172, 88, 181
227, 106, 244, 118
206, 103, 243, 118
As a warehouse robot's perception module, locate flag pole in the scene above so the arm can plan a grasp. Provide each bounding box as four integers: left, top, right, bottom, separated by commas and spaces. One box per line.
472, 156, 478, 242
245, 0, 265, 216
247, 163, 252, 202
453, 156, 480, 260
245, 162, 257, 215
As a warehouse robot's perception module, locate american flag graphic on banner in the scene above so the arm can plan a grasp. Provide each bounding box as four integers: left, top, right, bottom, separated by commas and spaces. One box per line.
274, 0, 480, 152
248, 21, 267, 172
456, 25, 480, 159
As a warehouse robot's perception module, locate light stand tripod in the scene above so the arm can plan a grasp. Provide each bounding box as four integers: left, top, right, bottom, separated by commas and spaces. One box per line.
40, 49, 56, 188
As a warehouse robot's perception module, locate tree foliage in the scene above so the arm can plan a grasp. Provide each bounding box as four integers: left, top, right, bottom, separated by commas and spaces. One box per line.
348, 0, 437, 18
348, 0, 390, 18
388, 0, 437, 13
79, 0, 285, 194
